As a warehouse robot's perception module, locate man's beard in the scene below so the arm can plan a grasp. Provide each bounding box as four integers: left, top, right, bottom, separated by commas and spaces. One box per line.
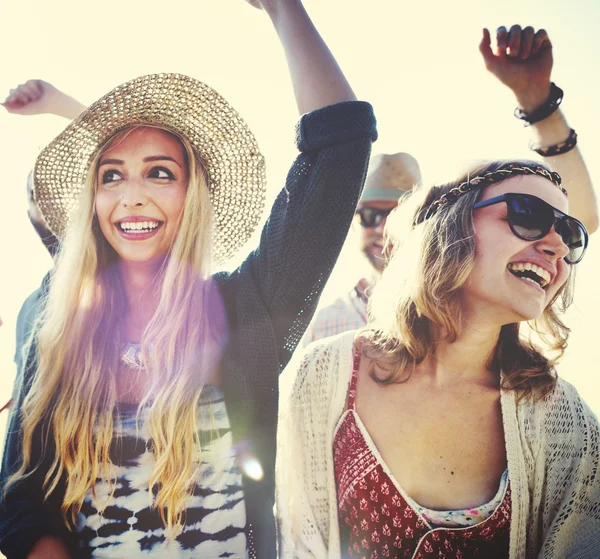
361, 244, 385, 274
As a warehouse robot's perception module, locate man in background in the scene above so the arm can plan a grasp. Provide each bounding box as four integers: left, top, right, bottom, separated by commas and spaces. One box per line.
303, 152, 421, 344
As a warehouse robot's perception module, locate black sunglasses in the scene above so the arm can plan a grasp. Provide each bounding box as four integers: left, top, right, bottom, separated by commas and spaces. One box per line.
355, 207, 393, 228
473, 192, 588, 265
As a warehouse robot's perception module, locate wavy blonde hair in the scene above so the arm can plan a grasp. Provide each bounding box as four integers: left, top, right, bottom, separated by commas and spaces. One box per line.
364, 159, 574, 401
9, 125, 224, 534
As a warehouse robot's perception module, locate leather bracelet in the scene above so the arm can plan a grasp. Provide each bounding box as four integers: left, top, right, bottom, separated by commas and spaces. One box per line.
514, 83, 563, 126
531, 128, 578, 157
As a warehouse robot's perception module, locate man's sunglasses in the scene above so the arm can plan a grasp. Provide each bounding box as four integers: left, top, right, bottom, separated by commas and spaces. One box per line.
473, 192, 588, 265
355, 207, 393, 228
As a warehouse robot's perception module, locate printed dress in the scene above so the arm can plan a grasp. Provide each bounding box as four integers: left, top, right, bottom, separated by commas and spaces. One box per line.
76, 385, 247, 558
333, 348, 511, 559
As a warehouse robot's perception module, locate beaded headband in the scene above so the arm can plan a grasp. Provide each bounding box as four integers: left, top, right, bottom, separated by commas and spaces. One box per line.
417, 164, 565, 224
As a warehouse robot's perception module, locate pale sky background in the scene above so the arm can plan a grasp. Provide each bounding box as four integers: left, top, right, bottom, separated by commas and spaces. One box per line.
0, 0, 599, 442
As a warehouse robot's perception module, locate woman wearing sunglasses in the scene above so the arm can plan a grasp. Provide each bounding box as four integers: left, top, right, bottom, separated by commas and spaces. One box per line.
277, 160, 599, 558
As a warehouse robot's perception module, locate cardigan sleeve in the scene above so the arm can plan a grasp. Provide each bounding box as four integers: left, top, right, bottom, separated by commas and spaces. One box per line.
537, 379, 600, 558
242, 101, 376, 368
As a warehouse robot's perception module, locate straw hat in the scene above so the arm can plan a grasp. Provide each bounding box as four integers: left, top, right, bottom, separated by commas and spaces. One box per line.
34, 73, 267, 264
360, 152, 421, 203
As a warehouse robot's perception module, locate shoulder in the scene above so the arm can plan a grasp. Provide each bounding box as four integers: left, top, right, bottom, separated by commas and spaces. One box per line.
16, 274, 50, 334
308, 291, 366, 339
542, 378, 598, 423
520, 377, 599, 456
547, 378, 599, 434
281, 330, 356, 402
15, 286, 44, 360
210, 269, 239, 315
311, 294, 353, 325
16, 287, 43, 326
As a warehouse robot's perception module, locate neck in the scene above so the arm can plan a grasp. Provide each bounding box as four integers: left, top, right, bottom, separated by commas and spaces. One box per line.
419, 316, 502, 388
119, 260, 163, 342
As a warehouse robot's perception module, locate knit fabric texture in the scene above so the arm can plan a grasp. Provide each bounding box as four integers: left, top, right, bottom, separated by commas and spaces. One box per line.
277, 331, 600, 558
0, 101, 377, 559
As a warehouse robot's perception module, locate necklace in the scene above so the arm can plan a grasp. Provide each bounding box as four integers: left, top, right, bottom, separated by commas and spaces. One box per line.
121, 343, 143, 369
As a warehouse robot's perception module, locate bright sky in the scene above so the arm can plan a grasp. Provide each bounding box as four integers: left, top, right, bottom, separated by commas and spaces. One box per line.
1, 0, 599, 430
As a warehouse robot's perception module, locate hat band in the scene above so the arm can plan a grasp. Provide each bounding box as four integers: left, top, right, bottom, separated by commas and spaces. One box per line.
360, 186, 410, 203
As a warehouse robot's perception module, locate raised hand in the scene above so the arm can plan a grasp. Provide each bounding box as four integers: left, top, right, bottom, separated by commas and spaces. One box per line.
479, 25, 598, 234
2, 79, 85, 119
243, 0, 354, 114
480, 26, 552, 113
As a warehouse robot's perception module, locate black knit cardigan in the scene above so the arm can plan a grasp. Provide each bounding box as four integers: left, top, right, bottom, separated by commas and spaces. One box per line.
0, 101, 377, 559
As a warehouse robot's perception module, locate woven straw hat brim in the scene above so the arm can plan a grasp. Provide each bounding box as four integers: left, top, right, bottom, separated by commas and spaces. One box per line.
34, 73, 266, 264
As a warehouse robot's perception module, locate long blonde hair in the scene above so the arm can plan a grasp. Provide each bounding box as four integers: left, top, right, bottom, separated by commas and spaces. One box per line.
365, 160, 574, 400
10, 125, 224, 533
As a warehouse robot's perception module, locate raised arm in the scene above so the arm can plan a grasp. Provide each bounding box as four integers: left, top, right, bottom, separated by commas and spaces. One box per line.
480, 26, 598, 233
246, 0, 356, 113
1, 80, 85, 120
239, 0, 376, 366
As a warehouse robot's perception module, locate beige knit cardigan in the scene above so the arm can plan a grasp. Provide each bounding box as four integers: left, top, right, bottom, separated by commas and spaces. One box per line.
276, 331, 600, 558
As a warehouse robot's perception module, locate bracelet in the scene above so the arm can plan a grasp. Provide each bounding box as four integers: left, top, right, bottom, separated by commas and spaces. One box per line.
531, 128, 578, 157
514, 83, 563, 126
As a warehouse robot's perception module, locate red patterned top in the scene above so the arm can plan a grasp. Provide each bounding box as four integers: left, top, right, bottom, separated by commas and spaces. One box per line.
333, 348, 511, 559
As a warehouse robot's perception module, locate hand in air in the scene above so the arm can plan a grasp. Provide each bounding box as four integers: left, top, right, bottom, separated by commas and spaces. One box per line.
480, 25, 553, 111
2, 79, 85, 119
2, 79, 61, 115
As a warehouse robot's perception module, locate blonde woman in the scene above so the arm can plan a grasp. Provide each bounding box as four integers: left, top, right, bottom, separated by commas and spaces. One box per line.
0, 1, 377, 558
277, 160, 600, 558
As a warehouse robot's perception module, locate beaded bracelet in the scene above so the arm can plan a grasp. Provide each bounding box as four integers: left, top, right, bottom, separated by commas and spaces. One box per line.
531, 128, 578, 157
514, 82, 563, 126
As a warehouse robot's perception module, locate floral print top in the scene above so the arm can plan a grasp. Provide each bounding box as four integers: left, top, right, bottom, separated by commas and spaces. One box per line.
333, 347, 511, 559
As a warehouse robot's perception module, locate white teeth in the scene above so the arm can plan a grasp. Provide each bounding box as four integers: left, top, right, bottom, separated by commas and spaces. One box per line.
119, 221, 160, 232
507, 262, 551, 288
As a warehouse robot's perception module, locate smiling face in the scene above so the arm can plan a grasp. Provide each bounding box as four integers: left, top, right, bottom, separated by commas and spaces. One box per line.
464, 175, 570, 324
95, 127, 188, 265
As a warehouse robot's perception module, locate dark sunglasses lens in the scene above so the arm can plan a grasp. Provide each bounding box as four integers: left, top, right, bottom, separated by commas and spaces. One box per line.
556, 218, 586, 264
507, 195, 554, 240
357, 208, 386, 228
